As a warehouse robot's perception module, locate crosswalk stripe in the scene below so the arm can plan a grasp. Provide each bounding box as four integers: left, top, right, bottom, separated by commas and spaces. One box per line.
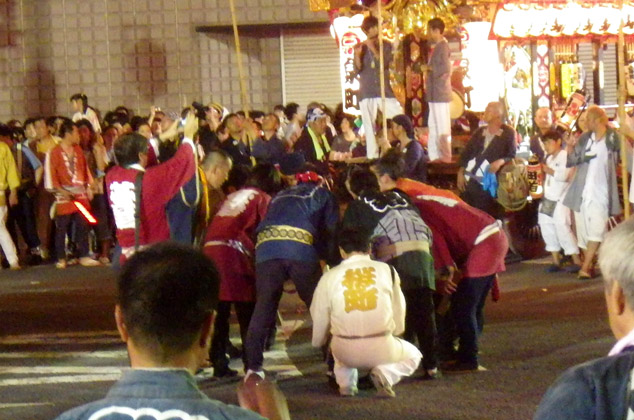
0, 402, 54, 409
0, 331, 119, 345
0, 337, 121, 345
0, 367, 124, 374
0, 374, 121, 386
0, 320, 308, 386
0, 350, 126, 359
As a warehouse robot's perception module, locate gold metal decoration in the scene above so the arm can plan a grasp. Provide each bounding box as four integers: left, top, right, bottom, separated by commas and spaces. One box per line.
309, 0, 331, 12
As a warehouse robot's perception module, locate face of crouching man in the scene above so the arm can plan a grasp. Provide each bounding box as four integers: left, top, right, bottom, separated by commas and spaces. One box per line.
599, 218, 634, 340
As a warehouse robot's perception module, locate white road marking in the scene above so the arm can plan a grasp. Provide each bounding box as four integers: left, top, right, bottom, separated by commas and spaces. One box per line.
0, 366, 123, 374
0, 402, 54, 409
0, 350, 126, 359
0, 319, 308, 387
0, 331, 120, 345
0, 374, 120, 386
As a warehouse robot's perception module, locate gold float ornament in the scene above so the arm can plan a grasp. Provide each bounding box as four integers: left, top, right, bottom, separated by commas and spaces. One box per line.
395, 0, 460, 35
309, 0, 356, 12
309, 0, 331, 12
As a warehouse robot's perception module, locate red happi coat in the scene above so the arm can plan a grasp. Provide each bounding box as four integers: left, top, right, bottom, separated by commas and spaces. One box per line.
106, 141, 196, 261
411, 194, 507, 278
45, 144, 93, 216
203, 187, 271, 302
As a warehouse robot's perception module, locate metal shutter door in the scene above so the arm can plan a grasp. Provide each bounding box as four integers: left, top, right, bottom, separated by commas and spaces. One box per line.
578, 43, 595, 102
281, 28, 341, 110
602, 43, 618, 107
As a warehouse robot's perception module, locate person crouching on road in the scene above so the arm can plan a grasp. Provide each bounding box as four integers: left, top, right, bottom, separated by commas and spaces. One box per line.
244, 153, 340, 381
204, 164, 283, 378
311, 227, 421, 398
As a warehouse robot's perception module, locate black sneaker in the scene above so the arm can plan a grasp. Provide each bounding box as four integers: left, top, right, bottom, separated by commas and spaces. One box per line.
227, 343, 243, 359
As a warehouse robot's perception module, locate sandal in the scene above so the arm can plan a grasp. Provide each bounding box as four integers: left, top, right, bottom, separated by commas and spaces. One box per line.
578, 270, 594, 280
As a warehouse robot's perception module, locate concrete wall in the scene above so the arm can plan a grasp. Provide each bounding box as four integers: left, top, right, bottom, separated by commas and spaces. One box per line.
0, 0, 327, 121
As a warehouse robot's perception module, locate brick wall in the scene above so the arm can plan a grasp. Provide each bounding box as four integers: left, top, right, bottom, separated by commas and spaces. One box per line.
0, 0, 327, 121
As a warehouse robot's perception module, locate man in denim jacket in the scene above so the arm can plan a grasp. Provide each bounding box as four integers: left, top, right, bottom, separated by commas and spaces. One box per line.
54, 242, 289, 420
534, 218, 634, 420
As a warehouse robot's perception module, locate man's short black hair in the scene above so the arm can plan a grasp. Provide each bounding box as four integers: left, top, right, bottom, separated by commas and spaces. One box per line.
45, 116, 58, 128
114, 133, 149, 167
58, 119, 76, 138
428, 17, 445, 34
223, 164, 251, 194
284, 103, 299, 121
372, 148, 405, 181
24, 117, 41, 128
104, 111, 127, 127
130, 116, 149, 132
118, 242, 219, 360
347, 165, 380, 197
76, 118, 95, 134
246, 163, 283, 196
542, 129, 562, 143
361, 15, 379, 33
70, 93, 88, 104
249, 110, 265, 120
0, 124, 12, 138
338, 227, 371, 254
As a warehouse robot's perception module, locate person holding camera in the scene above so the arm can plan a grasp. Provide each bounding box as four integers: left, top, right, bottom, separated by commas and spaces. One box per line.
106, 113, 199, 264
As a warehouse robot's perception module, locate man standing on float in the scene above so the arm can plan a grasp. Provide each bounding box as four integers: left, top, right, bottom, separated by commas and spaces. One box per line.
424, 17, 453, 163
355, 15, 403, 159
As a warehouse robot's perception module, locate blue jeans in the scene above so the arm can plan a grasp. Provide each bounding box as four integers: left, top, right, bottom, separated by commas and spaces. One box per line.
451, 274, 495, 366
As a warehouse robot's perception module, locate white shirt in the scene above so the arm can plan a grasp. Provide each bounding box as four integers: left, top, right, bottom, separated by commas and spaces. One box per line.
609, 327, 634, 356
544, 150, 572, 202
582, 133, 609, 206
72, 108, 102, 133
310, 254, 405, 347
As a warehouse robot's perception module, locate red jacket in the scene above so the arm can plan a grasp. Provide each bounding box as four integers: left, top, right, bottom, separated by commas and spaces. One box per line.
106, 139, 196, 260
203, 188, 270, 301
45, 144, 93, 215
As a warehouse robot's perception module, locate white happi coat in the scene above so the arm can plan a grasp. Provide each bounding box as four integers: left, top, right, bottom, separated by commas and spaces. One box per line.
311, 254, 420, 386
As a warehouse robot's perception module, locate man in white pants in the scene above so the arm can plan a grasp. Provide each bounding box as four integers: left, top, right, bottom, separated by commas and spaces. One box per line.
537, 130, 582, 273
355, 15, 403, 159
310, 228, 421, 398
424, 18, 453, 163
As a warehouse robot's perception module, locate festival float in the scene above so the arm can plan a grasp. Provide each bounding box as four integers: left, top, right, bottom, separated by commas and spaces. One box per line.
310, 0, 631, 257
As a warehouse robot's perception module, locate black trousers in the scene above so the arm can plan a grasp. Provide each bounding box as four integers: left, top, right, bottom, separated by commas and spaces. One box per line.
245, 258, 321, 371
210, 300, 255, 371
403, 287, 439, 371
7, 190, 40, 249
55, 213, 89, 260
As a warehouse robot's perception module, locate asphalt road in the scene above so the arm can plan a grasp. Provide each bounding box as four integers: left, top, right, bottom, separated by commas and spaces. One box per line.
0, 259, 612, 420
